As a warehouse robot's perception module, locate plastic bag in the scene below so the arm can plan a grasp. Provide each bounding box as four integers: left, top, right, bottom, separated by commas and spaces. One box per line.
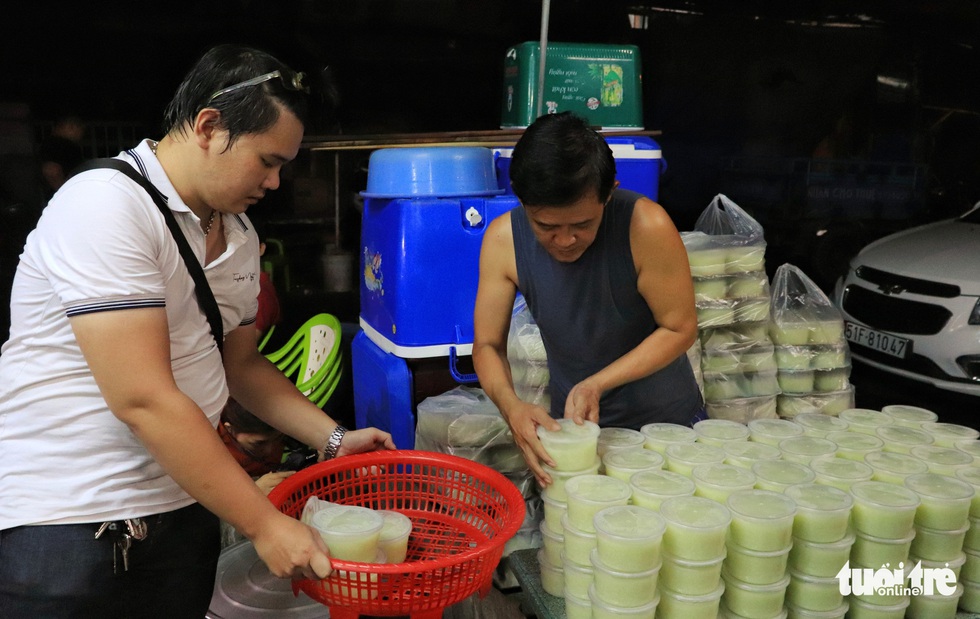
507, 295, 550, 408
693, 193, 766, 245
415, 386, 512, 448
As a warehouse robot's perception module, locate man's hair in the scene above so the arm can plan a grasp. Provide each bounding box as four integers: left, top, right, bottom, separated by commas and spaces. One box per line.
222, 398, 278, 435
509, 112, 616, 207
162, 44, 309, 150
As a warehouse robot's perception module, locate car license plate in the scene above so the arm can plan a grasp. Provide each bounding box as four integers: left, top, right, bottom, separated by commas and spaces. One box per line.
844, 321, 912, 359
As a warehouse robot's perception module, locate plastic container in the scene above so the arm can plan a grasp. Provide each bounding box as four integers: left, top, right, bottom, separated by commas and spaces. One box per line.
540, 456, 601, 501
499, 42, 645, 130
784, 602, 848, 619
909, 550, 966, 580
956, 439, 980, 463
962, 546, 980, 581
564, 474, 631, 533
537, 419, 601, 471
784, 483, 853, 543
747, 417, 804, 446
639, 422, 697, 454
563, 589, 592, 619
660, 552, 726, 596
720, 601, 788, 619
723, 440, 782, 469
665, 441, 727, 476
561, 550, 595, 598
752, 459, 816, 493
540, 487, 567, 532
838, 408, 893, 435
588, 583, 660, 619
310, 505, 385, 563
589, 548, 661, 608
694, 418, 751, 446
661, 496, 732, 561
377, 510, 413, 563
692, 464, 758, 504
845, 595, 909, 619
601, 448, 664, 483
824, 431, 883, 462
920, 421, 980, 448
784, 569, 845, 612
536, 549, 565, 597
904, 472, 975, 531
707, 395, 778, 424
596, 426, 645, 457
955, 467, 980, 518
880, 404, 938, 428
963, 579, 980, 614
725, 539, 793, 585
770, 322, 811, 346
905, 582, 963, 619
726, 489, 797, 552
910, 522, 969, 562
876, 425, 934, 454
793, 413, 849, 438
910, 444, 974, 476
846, 563, 908, 606
688, 248, 730, 278
561, 514, 597, 567
657, 579, 725, 619
628, 469, 696, 511
539, 520, 564, 567
850, 529, 915, 568
808, 455, 874, 492
778, 370, 816, 394
788, 531, 855, 578
965, 517, 980, 551
778, 436, 838, 465
362, 146, 503, 199
864, 450, 929, 485
849, 481, 921, 538
592, 504, 665, 573
720, 568, 790, 619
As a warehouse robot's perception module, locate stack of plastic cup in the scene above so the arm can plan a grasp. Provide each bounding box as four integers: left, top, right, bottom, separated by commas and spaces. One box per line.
694, 418, 751, 447
808, 455, 874, 493
692, 463, 757, 504
722, 490, 796, 618
537, 419, 601, 470
589, 505, 665, 618
783, 484, 852, 616
561, 548, 595, 617
748, 417, 804, 446
904, 473, 974, 574
640, 422, 697, 455
863, 450, 928, 485
959, 477, 980, 615
824, 431, 883, 462
777, 436, 837, 466
875, 425, 934, 455
628, 468, 695, 511
659, 496, 731, 618
752, 459, 815, 494
792, 412, 849, 438
955, 439, 980, 465
601, 448, 664, 483
880, 404, 937, 428
838, 408, 894, 436
724, 440, 782, 470
665, 441, 727, 476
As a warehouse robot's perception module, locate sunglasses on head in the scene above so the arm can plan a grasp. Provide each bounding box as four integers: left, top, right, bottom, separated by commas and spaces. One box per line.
207, 69, 310, 105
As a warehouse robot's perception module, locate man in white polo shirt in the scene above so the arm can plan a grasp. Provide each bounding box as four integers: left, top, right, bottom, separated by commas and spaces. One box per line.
0, 44, 395, 618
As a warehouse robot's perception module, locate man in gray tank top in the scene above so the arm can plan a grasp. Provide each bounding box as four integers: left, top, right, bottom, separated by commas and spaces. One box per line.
473, 112, 703, 487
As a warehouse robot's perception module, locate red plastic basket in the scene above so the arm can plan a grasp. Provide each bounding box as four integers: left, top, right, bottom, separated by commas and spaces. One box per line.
267, 449, 527, 618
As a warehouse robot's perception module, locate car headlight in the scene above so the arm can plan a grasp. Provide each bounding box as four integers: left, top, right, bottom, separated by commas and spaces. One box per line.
957, 356, 980, 382
970, 299, 980, 326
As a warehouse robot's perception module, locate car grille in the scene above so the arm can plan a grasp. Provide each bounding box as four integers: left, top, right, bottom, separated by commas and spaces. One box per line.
855, 266, 960, 298
841, 284, 952, 335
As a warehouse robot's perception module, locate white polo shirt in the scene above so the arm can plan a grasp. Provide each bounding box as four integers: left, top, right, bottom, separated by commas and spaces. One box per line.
0, 140, 261, 528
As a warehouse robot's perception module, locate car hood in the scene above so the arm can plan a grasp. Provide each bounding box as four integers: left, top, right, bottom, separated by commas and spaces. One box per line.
852, 219, 980, 296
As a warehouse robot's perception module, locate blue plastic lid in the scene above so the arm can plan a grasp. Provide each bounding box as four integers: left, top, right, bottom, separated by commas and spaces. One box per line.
361, 146, 506, 199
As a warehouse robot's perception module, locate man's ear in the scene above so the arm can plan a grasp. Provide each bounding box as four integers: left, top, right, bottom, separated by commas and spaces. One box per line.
192, 108, 223, 151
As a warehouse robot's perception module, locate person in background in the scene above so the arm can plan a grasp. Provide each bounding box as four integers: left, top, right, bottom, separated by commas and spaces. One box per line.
38, 114, 86, 201
472, 112, 703, 487
218, 397, 294, 495
0, 44, 395, 619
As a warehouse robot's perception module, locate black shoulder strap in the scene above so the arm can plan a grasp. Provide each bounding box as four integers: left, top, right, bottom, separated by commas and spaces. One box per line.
73, 158, 224, 356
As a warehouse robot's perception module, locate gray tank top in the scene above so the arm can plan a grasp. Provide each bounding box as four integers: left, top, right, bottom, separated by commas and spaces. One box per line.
511, 189, 703, 429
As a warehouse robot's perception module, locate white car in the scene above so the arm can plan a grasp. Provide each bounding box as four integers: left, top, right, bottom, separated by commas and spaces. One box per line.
835, 204, 980, 397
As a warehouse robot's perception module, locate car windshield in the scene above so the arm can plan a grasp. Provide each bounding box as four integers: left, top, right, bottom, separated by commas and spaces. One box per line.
961, 205, 980, 224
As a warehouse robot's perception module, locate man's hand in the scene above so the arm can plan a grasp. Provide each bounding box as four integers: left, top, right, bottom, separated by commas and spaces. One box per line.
336, 428, 396, 457
256, 470, 295, 495
251, 512, 333, 580
503, 400, 561, 487
564, 378, 602, 425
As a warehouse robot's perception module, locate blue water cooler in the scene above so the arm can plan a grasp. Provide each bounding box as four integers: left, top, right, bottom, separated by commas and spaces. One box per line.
352, 147, 520, 450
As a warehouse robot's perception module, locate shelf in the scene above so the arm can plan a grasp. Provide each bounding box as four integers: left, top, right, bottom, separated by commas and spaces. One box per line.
303, 128, 663, 151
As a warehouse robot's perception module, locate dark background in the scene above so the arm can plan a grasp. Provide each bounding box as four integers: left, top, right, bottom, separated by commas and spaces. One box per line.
2, 0, 979, 423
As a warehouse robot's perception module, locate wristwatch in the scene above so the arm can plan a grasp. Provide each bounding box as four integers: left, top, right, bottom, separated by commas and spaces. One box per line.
323, 425, 347, 460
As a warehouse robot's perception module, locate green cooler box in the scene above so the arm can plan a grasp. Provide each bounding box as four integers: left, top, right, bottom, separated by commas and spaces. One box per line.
500, 41, 644, 129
